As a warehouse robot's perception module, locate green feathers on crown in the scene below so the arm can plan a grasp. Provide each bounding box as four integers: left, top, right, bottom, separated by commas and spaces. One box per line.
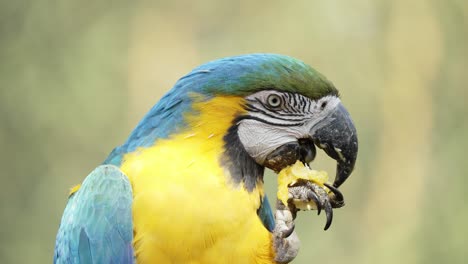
184, 53, 338, 100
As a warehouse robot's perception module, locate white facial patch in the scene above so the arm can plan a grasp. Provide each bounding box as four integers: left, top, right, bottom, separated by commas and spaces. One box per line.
237, 90, 341, 164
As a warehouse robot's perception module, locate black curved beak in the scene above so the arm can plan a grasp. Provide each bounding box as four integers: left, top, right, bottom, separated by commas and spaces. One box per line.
311, 103, 358, 188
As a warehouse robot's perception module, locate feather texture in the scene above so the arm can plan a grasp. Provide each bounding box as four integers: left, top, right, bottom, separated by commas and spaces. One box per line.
104, 54, 337, 166
54, 165, 134, 264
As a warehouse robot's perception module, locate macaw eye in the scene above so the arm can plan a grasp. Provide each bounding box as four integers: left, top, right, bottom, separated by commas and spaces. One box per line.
266, 94, 282, 108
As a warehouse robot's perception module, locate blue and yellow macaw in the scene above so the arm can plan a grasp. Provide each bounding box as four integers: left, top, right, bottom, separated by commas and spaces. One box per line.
54, 54, 357, 264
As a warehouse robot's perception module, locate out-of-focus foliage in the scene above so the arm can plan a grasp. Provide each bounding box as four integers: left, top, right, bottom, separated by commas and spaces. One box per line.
1, 0, 467, 263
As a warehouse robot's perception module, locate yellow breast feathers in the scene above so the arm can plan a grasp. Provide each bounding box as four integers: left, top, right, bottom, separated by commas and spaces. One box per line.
120, 95, 275, 264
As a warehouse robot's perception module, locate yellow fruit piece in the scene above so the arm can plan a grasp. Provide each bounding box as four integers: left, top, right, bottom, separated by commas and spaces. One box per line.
277, 161, 329, 206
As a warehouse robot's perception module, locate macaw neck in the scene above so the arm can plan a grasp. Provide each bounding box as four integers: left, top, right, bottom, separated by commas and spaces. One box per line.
221, 119, 265, 191
103, 91, 190, 166
117, 94, 264, 192
186, 95, 265, 191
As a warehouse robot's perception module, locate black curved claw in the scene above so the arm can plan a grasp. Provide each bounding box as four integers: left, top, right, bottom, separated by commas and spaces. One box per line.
324, 183, 345, 208
281, 222, 295, 238
307, 191, 322, 215
323, 199, 333, 231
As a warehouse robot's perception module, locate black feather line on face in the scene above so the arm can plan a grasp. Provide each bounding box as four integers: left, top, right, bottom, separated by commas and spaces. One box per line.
237, 115, 306, 127
221, 115, 264, 192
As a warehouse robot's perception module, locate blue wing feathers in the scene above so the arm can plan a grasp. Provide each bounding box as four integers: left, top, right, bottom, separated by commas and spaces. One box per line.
78, 229, 92, 263
257, 194, 276, 232
54, 165, 134, 264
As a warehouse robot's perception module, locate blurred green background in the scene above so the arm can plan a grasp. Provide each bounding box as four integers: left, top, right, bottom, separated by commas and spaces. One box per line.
1, 0, 467, 263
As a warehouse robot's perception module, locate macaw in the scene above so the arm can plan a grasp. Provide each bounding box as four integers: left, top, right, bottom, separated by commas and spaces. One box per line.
54, 54, 358, 264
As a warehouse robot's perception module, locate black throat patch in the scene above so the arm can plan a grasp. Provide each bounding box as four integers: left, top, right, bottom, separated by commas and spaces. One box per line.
221, 116, 264, 192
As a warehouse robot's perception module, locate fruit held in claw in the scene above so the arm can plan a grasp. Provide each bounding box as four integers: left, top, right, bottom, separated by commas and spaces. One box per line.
277, 161, 330, 207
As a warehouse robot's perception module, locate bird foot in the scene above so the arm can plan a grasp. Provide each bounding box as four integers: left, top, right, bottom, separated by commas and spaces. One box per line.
287, 180, 345, 230
273, 181, 345, 263
273, 201, 300, 263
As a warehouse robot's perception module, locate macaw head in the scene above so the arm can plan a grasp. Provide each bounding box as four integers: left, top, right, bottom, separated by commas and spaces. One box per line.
190, 54, 357, 189
108, 54, 357, 190
235, 89, 357, 189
